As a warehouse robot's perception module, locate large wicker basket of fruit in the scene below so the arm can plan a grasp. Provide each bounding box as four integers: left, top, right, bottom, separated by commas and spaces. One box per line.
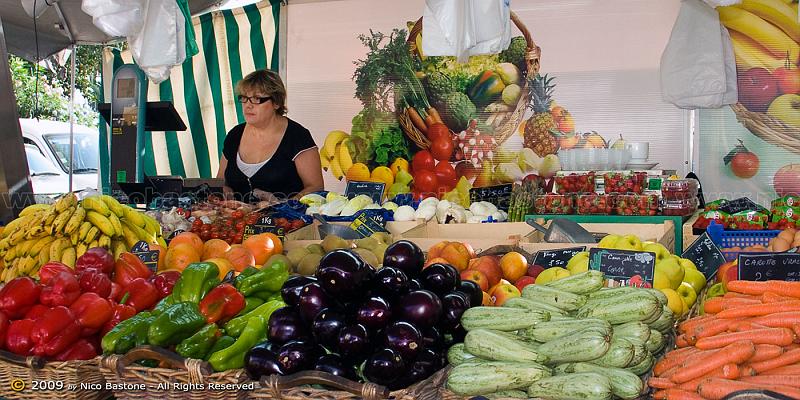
731, 103, 800, 155
400, 11, 541, 151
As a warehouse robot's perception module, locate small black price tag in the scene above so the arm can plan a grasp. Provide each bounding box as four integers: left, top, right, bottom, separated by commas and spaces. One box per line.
681, 232, 726, 279
469, 184, 513, 212
532, 246, 587, 269
166, 229, 185, 241
243, 224, 285, 242
738, 253, 800, 281
131, 241, 160, 273
345, 181, 385, 204
589, 248, 656, 287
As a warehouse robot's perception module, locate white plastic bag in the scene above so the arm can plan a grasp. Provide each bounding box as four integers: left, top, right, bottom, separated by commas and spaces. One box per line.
422, 0, 511, 62
81, 0, 144, 37
660, 0, 737, 109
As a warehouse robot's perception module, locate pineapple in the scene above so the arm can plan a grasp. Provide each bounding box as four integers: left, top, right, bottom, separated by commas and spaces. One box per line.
523, 74, 559, 157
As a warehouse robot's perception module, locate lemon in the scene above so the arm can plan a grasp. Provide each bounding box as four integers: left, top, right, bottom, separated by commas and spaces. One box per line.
660, 288, 684, 316
535, 267, 570, 284
371, 166, 395, 187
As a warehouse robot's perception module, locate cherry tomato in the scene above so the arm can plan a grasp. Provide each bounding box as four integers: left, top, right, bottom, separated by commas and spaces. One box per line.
200, 231, 211, 241
413, 170, 439, 193
234, 234, 243, 244
412, 150, 435, 172
232, 210, 245, 220
429, 138, 454, 162
192, 219, 203, 227
235, 221, 245, 230
433, 161, 457, 190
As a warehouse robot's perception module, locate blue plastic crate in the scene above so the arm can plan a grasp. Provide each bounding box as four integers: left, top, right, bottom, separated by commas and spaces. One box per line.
706, 221, 780, 261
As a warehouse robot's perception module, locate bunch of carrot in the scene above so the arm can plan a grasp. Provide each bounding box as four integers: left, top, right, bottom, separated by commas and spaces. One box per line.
648, 280, 800, 400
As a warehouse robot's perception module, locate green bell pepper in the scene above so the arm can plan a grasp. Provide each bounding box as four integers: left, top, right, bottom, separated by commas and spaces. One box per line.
266, 292, 283, 303
204, 335, 236, 360
237, 297, 264, 317
468, 70, 505, 106
101, 312, 154, 354
223, 299, 284, 337
236, 263, 288, 296
176, 324, 220, 360
251, 291, 276, 301
234, 266, 259, 289
172, 262, 220, 304
148, 302, 207, 346
152, 295, 174, 315
208, 315, 267, 371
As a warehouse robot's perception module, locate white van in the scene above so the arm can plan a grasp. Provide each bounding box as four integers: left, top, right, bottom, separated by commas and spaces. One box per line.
19, 118, 99, 194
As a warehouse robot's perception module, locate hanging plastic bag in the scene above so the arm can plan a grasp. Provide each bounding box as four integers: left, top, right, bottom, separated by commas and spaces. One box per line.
422, 0, 511, 62
660, 0, 737, 109
81, 0, 145, 37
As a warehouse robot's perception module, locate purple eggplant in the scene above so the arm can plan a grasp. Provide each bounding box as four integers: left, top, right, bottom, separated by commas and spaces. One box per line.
312, 308, 347, 349
419, 263, 460, 295
458, 280, 483, 307
314, 354, 357, 380
383, 240, 424, 279
440, 292, 470, 332
316, 250, 374, 301
421, 327, 445, 352
372, 267, 410, 299
447, 324, 468, 344
244, 341, 284, 379
364, 348, 406, 386
281, 276, 317, 307
336, 323, 371, 361
268, 307, 309, 344
356, 297, 393, 330
297, 282, 334, 322
383, 321, 422, 361
408, 279, 423, 292
388, 348, 443, 390
276, 340, 318, 375
397, 290, 442, 329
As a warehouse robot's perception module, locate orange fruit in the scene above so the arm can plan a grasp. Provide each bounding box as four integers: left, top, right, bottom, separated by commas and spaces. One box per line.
224, 244, 256, 272
243, 233, 282, 266
370, 166, 394, 187
202, 239, 231, 260
165, 243, 201, 272
481, 291, 493, 306
500, 251, 528, 283
205, 257, 236, 279
346, 163, 370, 181
149, 243, 168, 271
169, 232, 203, 254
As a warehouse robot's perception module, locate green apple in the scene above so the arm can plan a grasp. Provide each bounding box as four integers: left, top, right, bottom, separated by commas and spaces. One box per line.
653, 269, 671, 290
615, 235, 643, 251
706, 282, 726, 299
395, 169, 413, 186
660, 288, 684, 316
597, 234, 620, 249
679, 258, 697, 271
535, 267, 570, 284
767, 94, 800, 129
677, 282, 698, 308
656, 256, 685, 290
567, 256, 590, 275
682, 268, 707, 294
387, 182, 410, 198
643, 242, 670, 263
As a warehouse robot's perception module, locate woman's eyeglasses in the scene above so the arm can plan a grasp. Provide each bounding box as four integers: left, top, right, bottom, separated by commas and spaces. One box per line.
237, 95, 272, 104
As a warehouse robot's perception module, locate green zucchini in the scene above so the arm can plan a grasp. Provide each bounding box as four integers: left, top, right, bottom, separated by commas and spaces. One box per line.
521, 285, 587, 312
590, 336, 636, 368
448, 343, 480, 366
577, 291, 661, 324
642, 301, 664, 324
645, 288, 669, 306
613, 322, 651, 345
519, 318, 610, 343
543, 270, 604, 294
537, 326, 611, 365
649, 305, 675, 334
646, 329, 666, 354
504, 297, 567, 316
527, 372, 613, 400
447, 361, 551, 396
461, 306, 550, 332
626, 353, 655, 376
587, 286, 637, 301
485, 390, 528, 399
559, 363, 644, 400
627, 340, 649, 368
464, 329, 548, 363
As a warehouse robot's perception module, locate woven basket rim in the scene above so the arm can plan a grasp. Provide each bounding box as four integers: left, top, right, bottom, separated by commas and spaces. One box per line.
731, 103, 800, 155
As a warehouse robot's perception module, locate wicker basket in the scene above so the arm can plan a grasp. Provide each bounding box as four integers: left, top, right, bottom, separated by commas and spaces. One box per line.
731, 103, 800, 155
0, 351, 110, 400
401, 11, 541, 150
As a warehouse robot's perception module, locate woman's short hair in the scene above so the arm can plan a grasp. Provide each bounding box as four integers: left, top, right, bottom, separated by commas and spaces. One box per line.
236, 69, 287, 115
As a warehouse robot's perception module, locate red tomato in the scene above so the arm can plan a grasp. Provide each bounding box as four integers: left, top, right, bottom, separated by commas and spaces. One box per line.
412, 150, 435, 172
430, 138, 454, 162
232, 210, 245, 219
426, 123, 450, 143
434, 161, 457, 189
413, 170, 439, 193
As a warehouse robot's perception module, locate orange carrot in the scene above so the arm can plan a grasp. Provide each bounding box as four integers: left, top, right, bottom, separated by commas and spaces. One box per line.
739, 364, 757, 377
792, 324, 800, 342
695, 327, 795, 350
751, 311, 800, 329
648, 376, 676, 389
671, 340, 755, 384
747, 344, 785, 362
698, 378, 800, 400
724, 292, 759, 299
760, 363, 800, 375
426, 107, 443, 124
741, 375, 800, 387
703, 297, 726, 314
679, 315, 713, 334
729, 320, 769, 332
406, 107, 427, 134
750, 348, 800, 373
687, 318, 734, 343
715, 301, 800, 319
763, 291, 797, 303
676, 364, 739, 392
654, 347, 701, 376
676, 334, 690, 348
727, 280, 800, 298
653, 389, 668, 400
662, 388, 705, 400
704, 297, 761, 314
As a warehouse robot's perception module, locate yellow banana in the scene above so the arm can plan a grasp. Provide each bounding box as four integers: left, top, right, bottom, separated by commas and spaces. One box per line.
0, 267, 7, 283
88, 240, 99, 249
108, 213, 124, 238
64, 206, 86, 235
24, 212, 47, 239
61, 247, 76, 268
19, 203, 50, 217
143, 216, 162, 237
39, 206, 58, 231
2, 214, 33, 238
121, 225, 139, 248
156, 236, 168, 249
330, 143, 345, 181
76, 243, 87, 258
70, 229, 80, 246
78, 221, 93, 241
8, 228, 27, 246
101, 195, 126, 218
0, 238, 11, 252
320, 150, 331, 172
122, 205, 147, 228
734, 0, 800, 43
49, 237, 71, 262
121, 219, 155, 245
19, 256, 37, 275
111, 240, 127, 259
322, 130, 349, 159
39, 241, 54, 266
54, 192, 77, 213
3, 261, 17, 282
86, 211, 116, 237
98, 235, 111, 249
730, 30, 787, 71
338, 139, 354, 175
29, 236, 55, 258
85, 226, 100, 244
719, 6, 800, 62
81, 196, 111, 217
15, 239, 37, 258
52, 206, 76, 235
3, 246, 17, 263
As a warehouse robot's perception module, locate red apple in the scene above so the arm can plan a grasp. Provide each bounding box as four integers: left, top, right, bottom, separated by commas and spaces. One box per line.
514, 276, 536, 292
775, 63, 800, 95
774, 164, 800, 197
460, 269, 489, 291
434, 161, 458, 190
738, 68, 780, 112
412, 150, 435, 173
491, 284, 521, 306
731, 151, 759, 179
527, 264, 545, 279
481, 291, 493, 306
468, 256, 503, 288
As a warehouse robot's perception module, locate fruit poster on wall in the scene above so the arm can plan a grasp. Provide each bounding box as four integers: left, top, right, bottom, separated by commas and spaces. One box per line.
698, 1, 799, 206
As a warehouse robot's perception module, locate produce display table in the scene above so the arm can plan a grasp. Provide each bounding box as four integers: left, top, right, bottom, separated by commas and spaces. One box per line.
524, 214, 689, 254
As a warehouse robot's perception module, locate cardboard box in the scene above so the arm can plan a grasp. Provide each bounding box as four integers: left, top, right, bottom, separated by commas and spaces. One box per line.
397, 221, 537, 242
519, 221, 676, 255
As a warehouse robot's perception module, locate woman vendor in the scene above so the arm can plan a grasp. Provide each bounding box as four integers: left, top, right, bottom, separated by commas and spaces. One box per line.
217, 69, 324, 203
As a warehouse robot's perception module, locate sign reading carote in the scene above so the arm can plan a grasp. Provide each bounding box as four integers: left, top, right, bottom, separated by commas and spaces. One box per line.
345, 181, 385, 204
738, 253, 800, 282
681, 232, 726, 279
532, 247, 587, 269
589, 248, 656, 287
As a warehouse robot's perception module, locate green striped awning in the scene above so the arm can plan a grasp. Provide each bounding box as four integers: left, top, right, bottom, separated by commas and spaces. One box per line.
99, 0, 281, 191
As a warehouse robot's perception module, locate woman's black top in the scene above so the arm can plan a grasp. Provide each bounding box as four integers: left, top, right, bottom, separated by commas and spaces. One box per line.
222, 119, 317, 202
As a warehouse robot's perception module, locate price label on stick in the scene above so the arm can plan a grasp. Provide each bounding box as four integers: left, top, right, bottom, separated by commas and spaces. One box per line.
532, 246, 586, 269
738, 253, 800, 282
243, 216, 285, 242
345, 181, 385, 204
131, 241, 160, 273
681, 232, 726, 279
589, 248, 656, 287
469, 184, 513, 212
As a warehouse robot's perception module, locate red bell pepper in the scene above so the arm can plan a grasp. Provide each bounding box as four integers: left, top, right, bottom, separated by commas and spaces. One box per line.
109, 282, 123, 302
24, 305, 49, 320
54, 338, 98, 361
31, 306, 81, 357
100, 296, 137, 336
114, 253, 152, 287
198, 283, 245, 324
0, 277, 41, 318
6, 319, 35, 355
78, 270, 112, 298
39, 262, 74, 284
40, 271, 80, 307
152, 271, 180, 298
70, 293, 112, 335
75, 247, 114, 275
122, 278, 159, 312
0, 311, 9, 346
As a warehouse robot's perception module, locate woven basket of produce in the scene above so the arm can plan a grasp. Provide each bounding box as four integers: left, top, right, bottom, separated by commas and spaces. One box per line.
731, 103, 800, 155
401, 11, 541, 150
0, 351, 109, 400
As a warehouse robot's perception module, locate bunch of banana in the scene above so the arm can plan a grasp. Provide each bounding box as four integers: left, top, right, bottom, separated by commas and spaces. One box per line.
0, 193, 167, 282
319, 130, 353, 181
719, 0, 800, 72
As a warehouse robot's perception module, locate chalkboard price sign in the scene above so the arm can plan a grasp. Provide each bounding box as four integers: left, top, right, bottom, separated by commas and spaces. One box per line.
589, 248, 656, 287
681, 232, 726, 279
738, 253, 800, 282
131, 241, 160, 273
720, 197, 768, 215
345, 181, 385, 204
243, 215, 285, 241
469, 184, 513, 212
532, 246, 587, 269
349, 210, 388, 238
